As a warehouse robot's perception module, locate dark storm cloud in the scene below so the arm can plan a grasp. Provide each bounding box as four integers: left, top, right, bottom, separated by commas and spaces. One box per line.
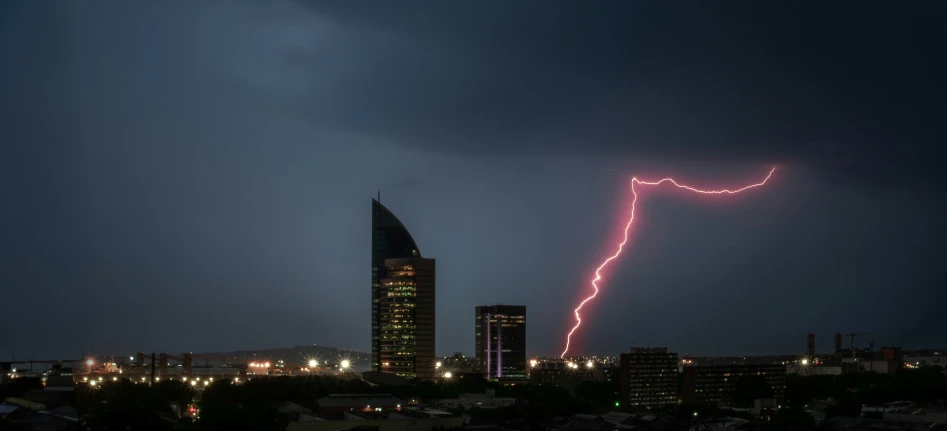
1, 0, 945, 360
303, 1, 946, 188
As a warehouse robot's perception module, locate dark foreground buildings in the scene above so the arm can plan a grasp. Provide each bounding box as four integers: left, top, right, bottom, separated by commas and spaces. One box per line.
680, 362, 787, 405
475, 305, 527, 380
619, 347, 679, 408
371, 198, 436, 380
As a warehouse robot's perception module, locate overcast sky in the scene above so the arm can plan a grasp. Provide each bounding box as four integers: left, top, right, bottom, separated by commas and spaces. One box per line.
2, 1, 945, 360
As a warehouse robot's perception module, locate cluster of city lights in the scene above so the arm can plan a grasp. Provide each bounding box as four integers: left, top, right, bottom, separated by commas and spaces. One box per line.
187, 377, 215, 386
248, 362, 271, 368
561, 361, 596, 370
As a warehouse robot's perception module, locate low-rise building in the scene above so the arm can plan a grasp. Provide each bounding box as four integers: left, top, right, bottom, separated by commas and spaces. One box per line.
288, 409, 461, 431
680, 363, 786, 406
434, 389, 515, 409
529, 360, 603, 393
786, 364, 842, 375
316, 394, 406, 413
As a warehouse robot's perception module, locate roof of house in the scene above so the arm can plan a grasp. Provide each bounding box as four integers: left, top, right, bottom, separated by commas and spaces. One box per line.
276, 401, 312, 414
317, 394, 404, 408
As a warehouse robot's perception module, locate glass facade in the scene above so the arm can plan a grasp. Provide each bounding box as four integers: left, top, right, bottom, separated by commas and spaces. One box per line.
371, 199, 435, 379
475, 305, 527, 380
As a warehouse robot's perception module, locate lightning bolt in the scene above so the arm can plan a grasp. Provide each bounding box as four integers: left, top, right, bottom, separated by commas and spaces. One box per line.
560, 167, 777, 358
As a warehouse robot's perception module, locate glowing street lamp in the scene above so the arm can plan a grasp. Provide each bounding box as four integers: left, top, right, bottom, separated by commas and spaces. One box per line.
586, 361, 594, 368
443, 372, 453, 378
435, 361, 442, 369
308, 359, 318, 368
340, 360, 350, 369
86, 359, 94, 367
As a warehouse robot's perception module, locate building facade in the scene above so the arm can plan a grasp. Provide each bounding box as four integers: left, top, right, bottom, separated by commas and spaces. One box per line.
528, 361, 597, 393
372, 198, 436, 380
680, 363, 787, 405
475, 305, 527, 380
619, 347, 679, 408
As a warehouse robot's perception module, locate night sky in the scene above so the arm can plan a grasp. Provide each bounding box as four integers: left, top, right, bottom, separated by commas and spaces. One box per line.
2, 1, 945, 360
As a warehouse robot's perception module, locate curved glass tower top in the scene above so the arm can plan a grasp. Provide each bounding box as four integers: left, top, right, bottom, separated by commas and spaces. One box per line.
372, 198, 421, 264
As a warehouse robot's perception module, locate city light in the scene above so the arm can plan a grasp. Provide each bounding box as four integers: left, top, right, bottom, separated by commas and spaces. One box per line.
561, 167, 777, 357
435, 361, 442, 368
86, 359, 94, 366
443, 372, 453, 378
308, 359, 318, 368
340, 360, 350, 369
530, 359, 539, 368
586, 361, 594, 368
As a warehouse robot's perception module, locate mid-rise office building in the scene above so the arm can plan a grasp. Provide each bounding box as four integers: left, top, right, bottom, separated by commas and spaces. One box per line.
475, 305, 527, 380
529, 361, 598, 393
680, 363, 786, 405
619, 347, 679, 408
372, 198, 436, 380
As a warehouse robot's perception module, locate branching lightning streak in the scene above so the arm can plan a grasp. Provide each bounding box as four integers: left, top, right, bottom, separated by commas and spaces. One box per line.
560, 167, 777, 358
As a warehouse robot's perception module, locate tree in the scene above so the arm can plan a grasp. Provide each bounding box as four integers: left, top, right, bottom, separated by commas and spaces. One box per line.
195, 403, 287, 431
0, 377, 43, 400
732, 375, 774, 408
81, 382, 174, 431
769, 406, 816, 431
574, 380, 619, 407
196, 380, 288, 431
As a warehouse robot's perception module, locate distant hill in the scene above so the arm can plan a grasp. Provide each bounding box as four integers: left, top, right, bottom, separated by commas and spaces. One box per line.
193, 344, 370, 371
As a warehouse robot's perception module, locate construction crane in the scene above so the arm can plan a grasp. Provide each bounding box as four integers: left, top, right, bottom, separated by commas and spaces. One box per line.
845, 333, 874, 359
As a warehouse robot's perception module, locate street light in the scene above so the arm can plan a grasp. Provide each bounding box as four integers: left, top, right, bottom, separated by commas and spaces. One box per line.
435, 361, 442, 368
340, 360, 350, 369
308, 359, 318, 368
443, 372, 453, 378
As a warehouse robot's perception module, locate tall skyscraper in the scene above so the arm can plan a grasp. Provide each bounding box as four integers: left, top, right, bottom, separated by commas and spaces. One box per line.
619, 347, 678, 408
372, 198, 436, 380
475, 305, 527, 380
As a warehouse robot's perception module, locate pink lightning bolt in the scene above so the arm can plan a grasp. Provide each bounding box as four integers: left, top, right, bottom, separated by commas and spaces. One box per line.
560, 167, 777, 358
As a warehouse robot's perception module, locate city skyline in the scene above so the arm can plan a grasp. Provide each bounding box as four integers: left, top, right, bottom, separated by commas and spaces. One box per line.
3, 1, 944, 360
